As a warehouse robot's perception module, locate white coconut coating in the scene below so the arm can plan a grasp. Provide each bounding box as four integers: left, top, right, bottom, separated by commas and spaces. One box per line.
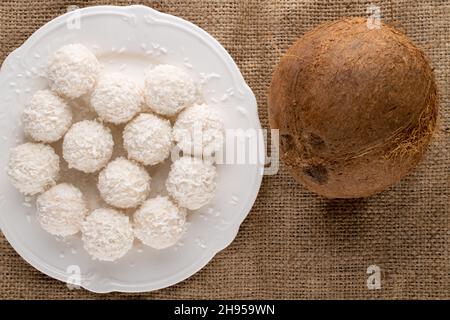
133, 196, 186, 249
81, 208, 134, 262
63, 120, 114, 173
36, 183, 88, 237
98, 158, 151, 209
143, 64, 197, 116
22, 90, 73, 143
47, 44, 100, 99
173, 103, 225, 158
7, 143, 59, 195
166, 156, 217, 210
91, 73, 143, 124
123, 113, 172, 166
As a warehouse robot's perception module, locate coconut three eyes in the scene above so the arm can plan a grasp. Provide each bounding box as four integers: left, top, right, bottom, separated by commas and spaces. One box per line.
268, 18, 438, 198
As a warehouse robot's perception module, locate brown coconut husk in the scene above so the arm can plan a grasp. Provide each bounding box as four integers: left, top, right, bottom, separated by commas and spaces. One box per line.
268, 17, 439, 198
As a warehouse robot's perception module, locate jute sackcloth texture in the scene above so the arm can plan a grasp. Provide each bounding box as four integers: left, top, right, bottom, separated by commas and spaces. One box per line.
0, 0, 449, 299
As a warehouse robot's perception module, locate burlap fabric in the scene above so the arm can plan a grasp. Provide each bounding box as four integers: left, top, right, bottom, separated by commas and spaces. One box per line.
0, 0, 449, 299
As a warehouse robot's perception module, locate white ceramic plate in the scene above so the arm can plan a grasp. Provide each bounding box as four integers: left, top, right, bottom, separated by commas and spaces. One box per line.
0, 5, 264, 293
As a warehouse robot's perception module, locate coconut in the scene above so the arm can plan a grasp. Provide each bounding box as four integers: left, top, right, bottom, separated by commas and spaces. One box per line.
268, 17, 438, 198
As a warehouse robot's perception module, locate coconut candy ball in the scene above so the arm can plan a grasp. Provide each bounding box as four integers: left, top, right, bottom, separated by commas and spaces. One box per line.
166, 156, 217, 210
91, 73, 143, 124
81, 208, 134, 262
133, 196, 186, 249
123, 113, 172, 166
22, 90, 73, 143
36, 183, 88, 237
143, 64, 197, 117
98, 157, 151, 209
7, 143, 59, 195
47, 44, 100, 99
63, 120, 114, 173
173, 103, 225, 158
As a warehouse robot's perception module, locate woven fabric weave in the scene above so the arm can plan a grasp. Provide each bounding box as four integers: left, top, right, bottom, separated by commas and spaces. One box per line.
0, 0, 449, 299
